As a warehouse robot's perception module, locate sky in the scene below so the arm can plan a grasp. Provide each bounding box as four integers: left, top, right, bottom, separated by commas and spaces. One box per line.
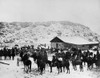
0, 0, 100, 34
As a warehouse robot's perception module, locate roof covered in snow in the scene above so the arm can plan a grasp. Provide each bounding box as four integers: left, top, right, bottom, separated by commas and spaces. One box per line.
51, 36, 99, 45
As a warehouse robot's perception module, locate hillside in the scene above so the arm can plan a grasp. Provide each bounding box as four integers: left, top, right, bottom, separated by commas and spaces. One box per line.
0, 21, 100, 48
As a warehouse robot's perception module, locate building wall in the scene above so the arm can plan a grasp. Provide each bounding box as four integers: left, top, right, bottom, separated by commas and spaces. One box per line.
51, 42, 99, 50
64, 43, 74, 48
64, 43, 91, 50
76, 45, 89, 50
51, 42, 64, 49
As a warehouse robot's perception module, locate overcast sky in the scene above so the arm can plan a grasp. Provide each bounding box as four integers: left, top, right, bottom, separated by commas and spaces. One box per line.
0, 0, 100, 34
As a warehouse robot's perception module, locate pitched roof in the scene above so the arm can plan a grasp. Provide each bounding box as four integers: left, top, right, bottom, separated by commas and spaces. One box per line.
59, 36, 99, 45
50, 36, 99, 45
50, 37, 64, 42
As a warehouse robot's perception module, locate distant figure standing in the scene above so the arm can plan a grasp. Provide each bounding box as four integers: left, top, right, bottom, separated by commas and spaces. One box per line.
11, 48, 15, 60
3, 47, 7, 60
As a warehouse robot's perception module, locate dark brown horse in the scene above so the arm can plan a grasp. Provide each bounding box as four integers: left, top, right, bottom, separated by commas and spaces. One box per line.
47, 56, 70, 74
21, 53, 32, 73
71, 56, 83, 72
31, 50, 47, 75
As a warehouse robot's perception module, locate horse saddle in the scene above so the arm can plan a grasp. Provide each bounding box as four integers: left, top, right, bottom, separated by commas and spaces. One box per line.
75, 59, 81, 62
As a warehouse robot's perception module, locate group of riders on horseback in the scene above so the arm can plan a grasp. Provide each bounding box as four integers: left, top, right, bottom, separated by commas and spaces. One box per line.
16, 45, 100, 75
0, 45, 100, 75
0, 47, 17, 60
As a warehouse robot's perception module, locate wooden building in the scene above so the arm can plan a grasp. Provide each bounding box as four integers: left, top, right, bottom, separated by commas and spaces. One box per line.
50, 36, 99, 50
50, 37, 65, 49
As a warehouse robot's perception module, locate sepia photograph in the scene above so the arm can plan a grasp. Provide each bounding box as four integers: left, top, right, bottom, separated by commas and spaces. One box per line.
0, 0, 100, 78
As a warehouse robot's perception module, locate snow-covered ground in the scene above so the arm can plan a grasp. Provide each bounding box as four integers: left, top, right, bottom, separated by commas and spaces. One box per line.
0, 56, 99, 78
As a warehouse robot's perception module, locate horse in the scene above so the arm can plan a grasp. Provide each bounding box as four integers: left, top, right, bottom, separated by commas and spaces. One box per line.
81, 51, 98, 70
21, 53, 32, 73
71, 56, 83, 72
45, 55, 56, 73
81, 52, 88, 66
37, 58, 46, 75
86, 56, 94, 70
95, 59, 100, 68
56, 57, 70, 74
62, 58, 70, 74
94, 53, 100, 68
31, 51, 47, 75
47, 55, 70, 74
23, 59, 32, 73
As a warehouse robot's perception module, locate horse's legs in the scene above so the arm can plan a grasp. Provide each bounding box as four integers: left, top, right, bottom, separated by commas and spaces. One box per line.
40, 68, 43, 75
73, 65, 75, 70
37, 64, 40, 71
26, 66, 29, 73
4, 56, 6, 60
24, 65, 25, 71
83, 61, 85, 66
85, 62, 87, 66
74, 65, 77, 70
0, 56, 1, 60
66, 68, 68, 73
63, 67, 65, 72
24, 65, 26, 72
17, 58, 19, 66
80, 65, 83, 72
43, 64, 46, 74
75, 66, 77, 70
80, 62, 83, 72
87, 63, 90, 70
91, 64, 93, 69
12, 56, 14, 60
61, 67, 62, 72
89, 64, 93, 70
57, 68, 60, 74
66, 68, 70, 74
66, 66, 70, 74
73, 65, 76, 71
50, 64, 52, 73
9, 56, 11, 60
29, 64, 31, 72
68, 68, 70, 74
